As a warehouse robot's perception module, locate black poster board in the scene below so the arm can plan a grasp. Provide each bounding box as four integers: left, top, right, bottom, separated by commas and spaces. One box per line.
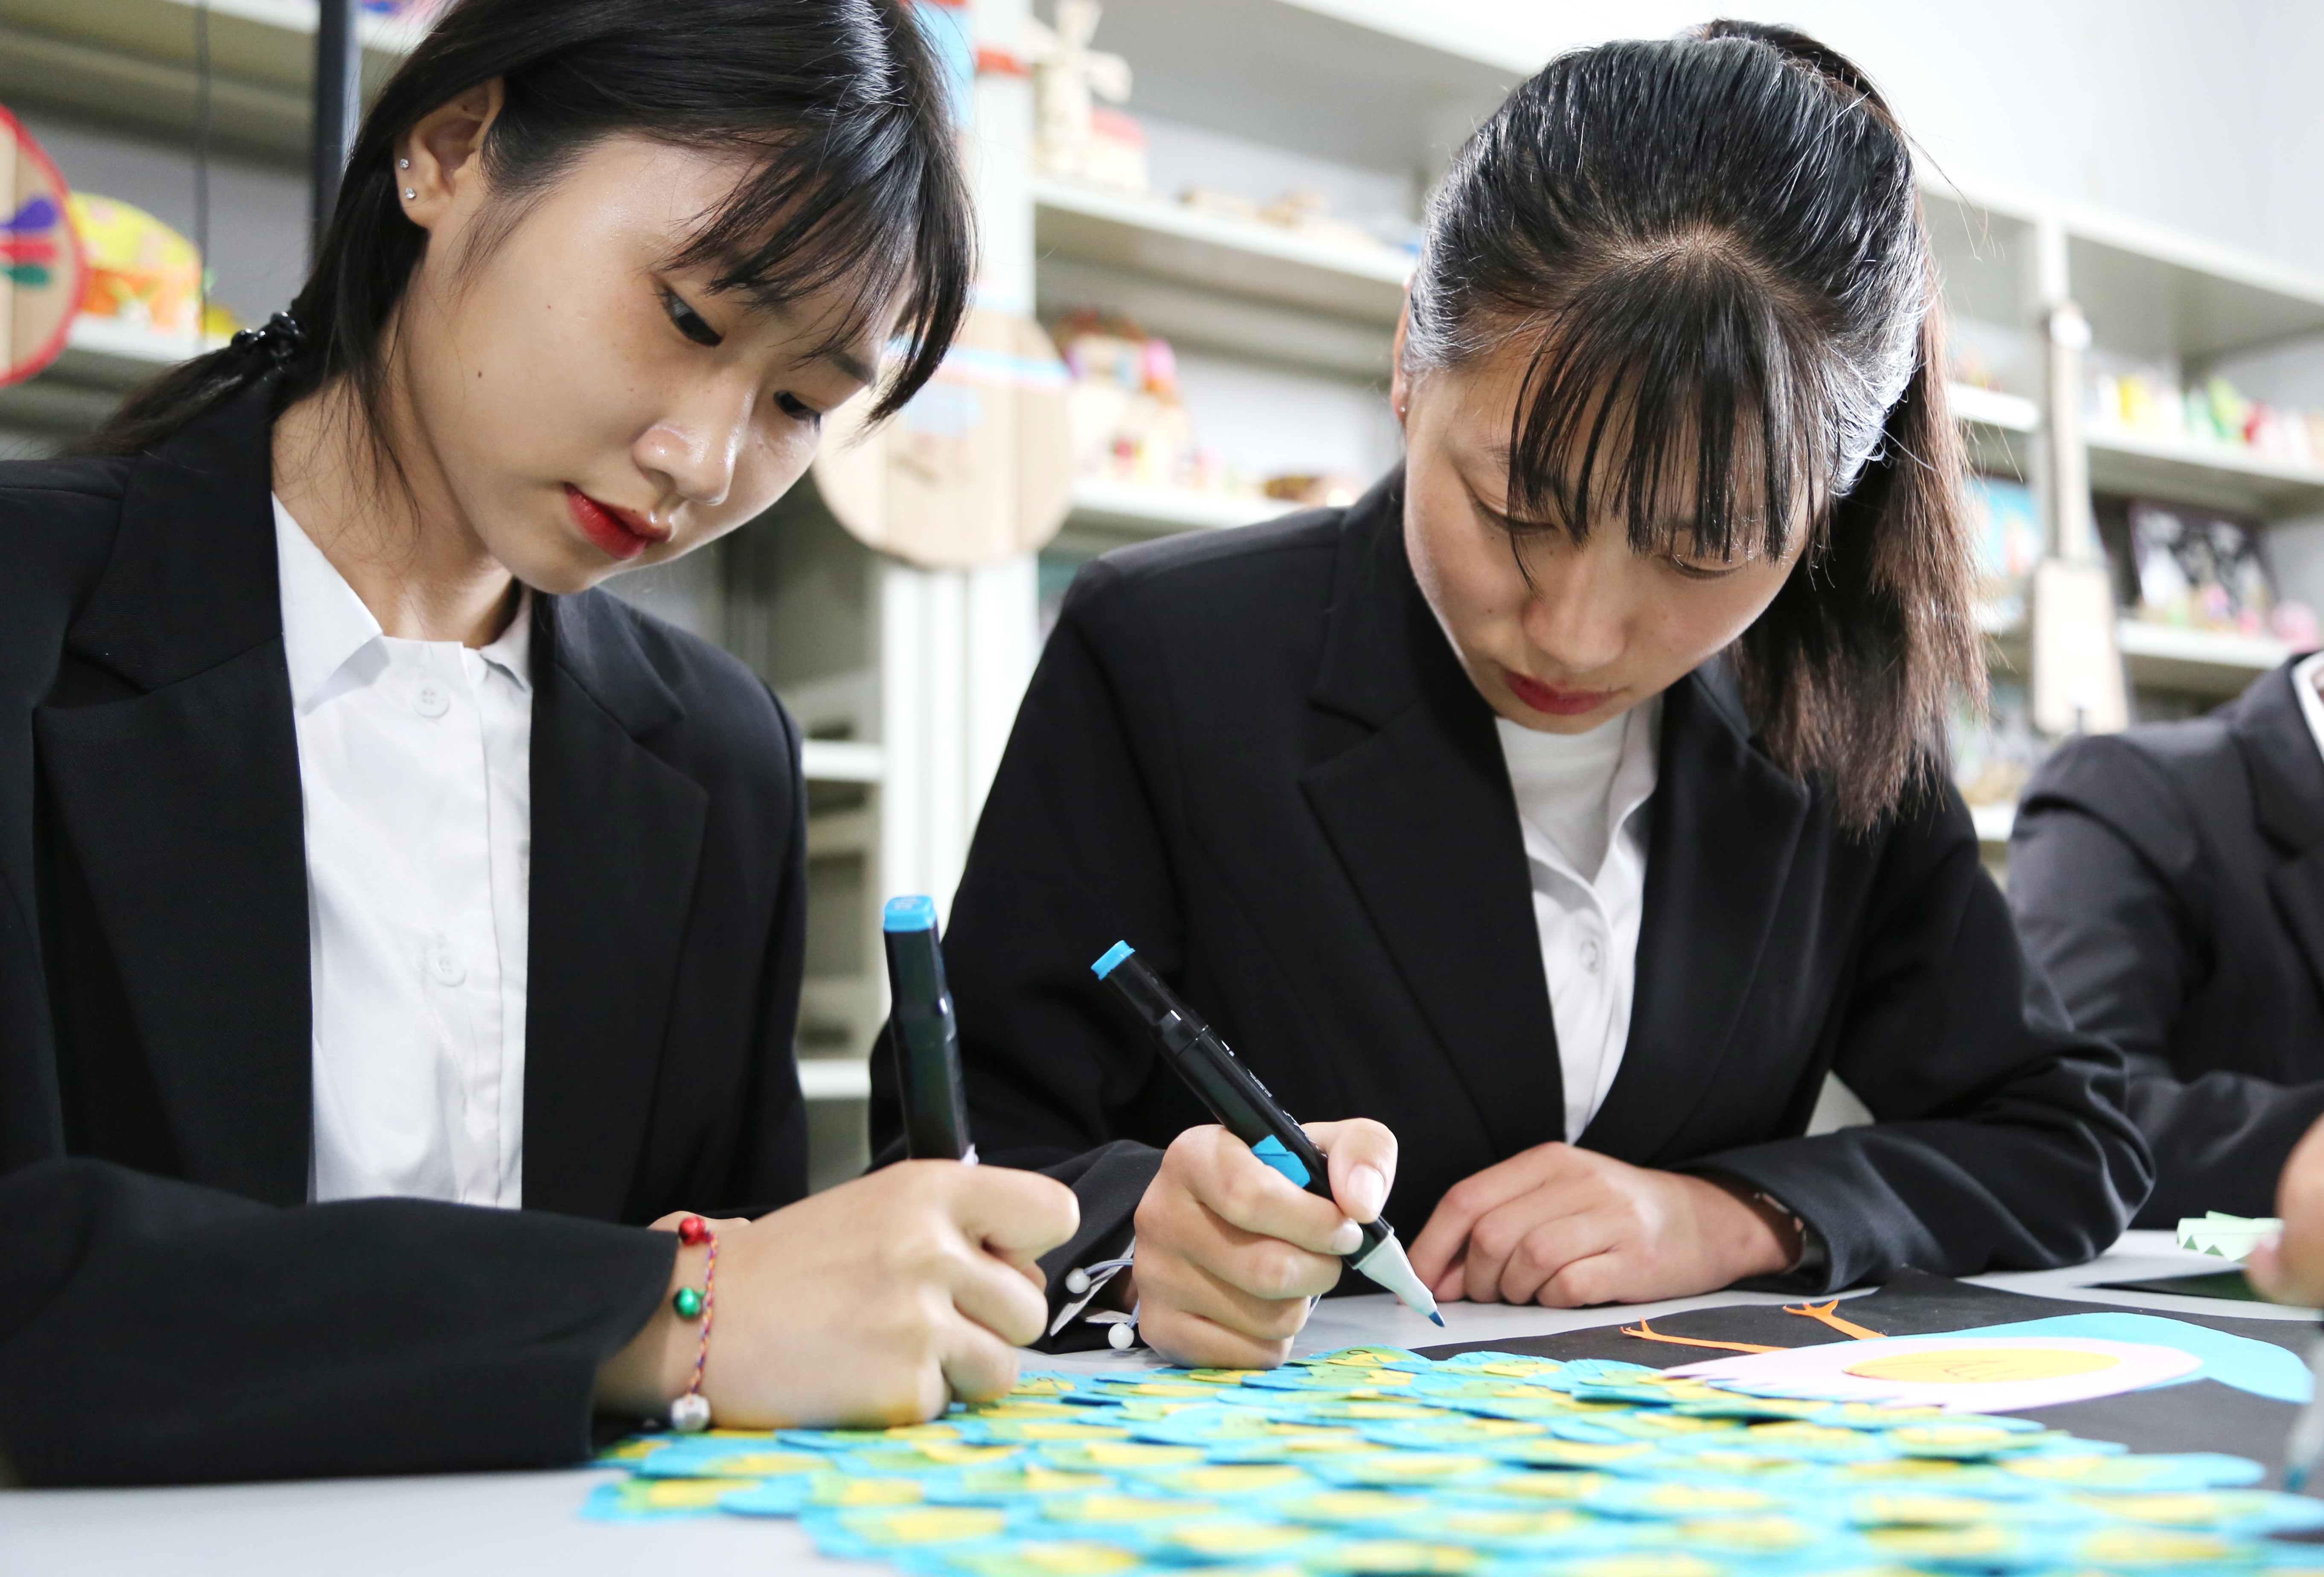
1417, 1270, 2313, 1484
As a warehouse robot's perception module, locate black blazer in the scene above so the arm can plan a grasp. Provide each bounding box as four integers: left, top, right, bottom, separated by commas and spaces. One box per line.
2010, 660, 2324, 1225
913, 472, 2150, 1292
0, 384, 807, 1482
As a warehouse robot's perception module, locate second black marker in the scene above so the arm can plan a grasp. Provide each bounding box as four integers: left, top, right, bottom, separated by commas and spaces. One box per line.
1092, 941, 1442, 1326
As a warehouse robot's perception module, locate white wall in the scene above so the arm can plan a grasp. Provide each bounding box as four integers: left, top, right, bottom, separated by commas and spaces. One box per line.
1394, 0, 2324, 278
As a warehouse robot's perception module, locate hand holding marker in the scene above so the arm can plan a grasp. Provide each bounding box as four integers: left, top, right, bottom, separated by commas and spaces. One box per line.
1093, 941, 1442, 1326
882, 896, 974, 1163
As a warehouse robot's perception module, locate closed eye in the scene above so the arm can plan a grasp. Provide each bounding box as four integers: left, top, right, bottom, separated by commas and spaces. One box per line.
1666, 553, 1745, 581
775, 392, 823, 426
661, 287, 723, 348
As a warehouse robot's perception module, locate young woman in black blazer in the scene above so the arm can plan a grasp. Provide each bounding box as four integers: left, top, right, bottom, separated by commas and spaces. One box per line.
0, 0, 1083, 1486
915, 23, 2152, 1367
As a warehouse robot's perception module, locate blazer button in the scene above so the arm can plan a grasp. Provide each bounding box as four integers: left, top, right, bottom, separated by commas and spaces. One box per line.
412, 681, 451, 719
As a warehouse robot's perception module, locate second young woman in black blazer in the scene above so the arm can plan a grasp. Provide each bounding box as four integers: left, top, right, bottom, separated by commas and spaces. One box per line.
913, 23, 2153, 1367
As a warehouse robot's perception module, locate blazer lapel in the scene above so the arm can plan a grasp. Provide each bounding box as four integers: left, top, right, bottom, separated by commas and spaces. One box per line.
1583, 666, 1809, 1163
521, 591, 709, 1219
34, 385, 314, 1204
1299, 476, 1566, 1157
2234, 662, 2324, 1032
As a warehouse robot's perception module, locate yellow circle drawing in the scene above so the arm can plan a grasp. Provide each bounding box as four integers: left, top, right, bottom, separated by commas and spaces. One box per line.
1842, 1346, 2122, 1384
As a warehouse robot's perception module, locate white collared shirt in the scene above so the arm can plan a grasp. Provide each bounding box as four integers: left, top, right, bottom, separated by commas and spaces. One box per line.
2294, 652, 2324, 767
1494, 698, 1659, 1144
275, 497, 534, 1207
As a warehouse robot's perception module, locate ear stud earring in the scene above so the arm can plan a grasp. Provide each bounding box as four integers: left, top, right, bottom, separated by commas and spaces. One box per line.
398, 157, 410, 169
404, 188, 416, 200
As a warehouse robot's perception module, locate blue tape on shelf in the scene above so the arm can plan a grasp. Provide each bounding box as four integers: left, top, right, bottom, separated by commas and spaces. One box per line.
882, 895, 938, 933
1252, 1134, 1310, 1188
1092, 941, 1133, 978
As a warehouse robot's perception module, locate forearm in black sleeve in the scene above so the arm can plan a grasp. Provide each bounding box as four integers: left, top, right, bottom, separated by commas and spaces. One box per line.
1680, 798, 2152, 1292
919, 563, 1186, 1172
0, 1158, 674, 1487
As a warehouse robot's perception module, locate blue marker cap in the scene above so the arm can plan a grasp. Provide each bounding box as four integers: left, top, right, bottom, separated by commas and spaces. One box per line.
1091, 941, 1134, 979
883, 895, 938, 933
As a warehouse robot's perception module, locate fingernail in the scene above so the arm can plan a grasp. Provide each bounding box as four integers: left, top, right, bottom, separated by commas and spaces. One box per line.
1329, 1218, 1363, 1254
1347, 1164, 1387, 1220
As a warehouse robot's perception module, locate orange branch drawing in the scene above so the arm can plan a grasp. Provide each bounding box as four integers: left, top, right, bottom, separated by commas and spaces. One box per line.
1783, 1300, 1885, 1340
1618, 1319, 1785, 1355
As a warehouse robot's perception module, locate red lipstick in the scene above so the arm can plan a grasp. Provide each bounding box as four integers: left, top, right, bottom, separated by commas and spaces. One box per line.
564, 485, 666, 561
1504, 668, 1621, 719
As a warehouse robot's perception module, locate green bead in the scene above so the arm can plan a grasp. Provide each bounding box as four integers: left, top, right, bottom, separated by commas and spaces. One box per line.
673, 1286, 703, 1319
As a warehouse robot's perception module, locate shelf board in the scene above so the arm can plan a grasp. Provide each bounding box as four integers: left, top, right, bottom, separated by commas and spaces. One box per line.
0, 0, 419, 159
1949, 384, 2039, 433
1970, 802, 2016, 845
2116, 619, 2290, 696
1050, 0, 1523, 176
1066, 478, 1301, 537
799, 739, 884, 786
1035, 177, 1410, 326
2086, 429, 2324, 518
0, 315, 226, 437
796, 1058, 871, 1102
2066, 202, 2324, 364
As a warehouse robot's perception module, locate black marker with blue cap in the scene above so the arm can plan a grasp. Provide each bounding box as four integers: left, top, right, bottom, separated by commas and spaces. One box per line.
1092, 940, 1442, 1326
884, 895, 976, 1164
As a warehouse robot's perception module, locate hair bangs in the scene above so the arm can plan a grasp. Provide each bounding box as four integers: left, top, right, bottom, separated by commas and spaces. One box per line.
1502, 249, 1833, 569
674, 118, 967, 422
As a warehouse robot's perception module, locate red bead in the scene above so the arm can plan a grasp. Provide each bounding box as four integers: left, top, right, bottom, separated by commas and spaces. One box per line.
677, 1215, 709, 1246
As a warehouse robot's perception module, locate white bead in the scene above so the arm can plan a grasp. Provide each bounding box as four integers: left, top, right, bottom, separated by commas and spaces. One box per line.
1107, 1321, 1136, 1350
670, 1392, 712, 1432
1064, 1267, 1090, 1296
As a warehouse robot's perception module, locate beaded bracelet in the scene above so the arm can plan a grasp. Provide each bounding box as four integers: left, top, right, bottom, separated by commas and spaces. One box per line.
668, 1215, 718, 1432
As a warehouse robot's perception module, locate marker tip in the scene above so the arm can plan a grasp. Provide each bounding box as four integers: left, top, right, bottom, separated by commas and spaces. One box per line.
1428, 1311, 1445, 1327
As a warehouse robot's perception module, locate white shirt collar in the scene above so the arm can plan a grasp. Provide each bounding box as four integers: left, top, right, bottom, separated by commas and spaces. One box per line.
2292, 652, 2324, 770
273, 494, 533, 708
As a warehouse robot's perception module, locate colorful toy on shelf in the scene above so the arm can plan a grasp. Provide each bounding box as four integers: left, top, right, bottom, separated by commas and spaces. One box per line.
1056, 308, 1214, 493
1025, 0, 1146, 193
0, 105, 86, 389
2088, 366, 2324, 470
67, 193, 202, 339
1966, 474, 2041, 633
2110, 498, 2316, 642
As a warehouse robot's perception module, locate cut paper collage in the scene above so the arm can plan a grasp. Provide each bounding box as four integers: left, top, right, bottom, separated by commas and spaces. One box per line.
584, 1335, 2324, 1575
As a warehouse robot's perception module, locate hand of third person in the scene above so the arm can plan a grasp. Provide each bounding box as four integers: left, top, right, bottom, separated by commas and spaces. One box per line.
2248, 1110, 2324, 1307
1120, 1118, 1398, 1369
1407, 1141, 1796, 1307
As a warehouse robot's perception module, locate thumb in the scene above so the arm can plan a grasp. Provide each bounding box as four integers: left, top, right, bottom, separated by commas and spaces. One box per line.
1307, 1117, 1397, 1225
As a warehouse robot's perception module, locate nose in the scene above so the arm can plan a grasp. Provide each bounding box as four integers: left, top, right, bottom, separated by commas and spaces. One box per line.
633, 383, 750, 512
1519, 532, 1630, 677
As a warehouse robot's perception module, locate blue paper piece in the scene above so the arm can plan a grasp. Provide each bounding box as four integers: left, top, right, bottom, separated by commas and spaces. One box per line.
1935, 1313, 2311, 1404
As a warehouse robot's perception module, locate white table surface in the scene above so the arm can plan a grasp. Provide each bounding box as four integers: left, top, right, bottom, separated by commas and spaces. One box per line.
1, 1230, 2304, 1576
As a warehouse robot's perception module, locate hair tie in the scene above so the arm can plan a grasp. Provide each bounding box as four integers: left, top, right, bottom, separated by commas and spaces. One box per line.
229, 311, 306, 367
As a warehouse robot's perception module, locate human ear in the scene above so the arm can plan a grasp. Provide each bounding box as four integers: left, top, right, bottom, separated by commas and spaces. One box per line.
395, 79, 508, 231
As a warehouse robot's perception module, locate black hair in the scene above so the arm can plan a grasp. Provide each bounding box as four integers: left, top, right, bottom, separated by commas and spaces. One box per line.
83, 0, 972, 455
1406, 19, 1978, 831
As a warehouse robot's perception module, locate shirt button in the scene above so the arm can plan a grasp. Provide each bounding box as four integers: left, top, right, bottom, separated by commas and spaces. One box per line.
412, 681, 451, 719
426, 946, 467, 986
1578, 938, 1603, 973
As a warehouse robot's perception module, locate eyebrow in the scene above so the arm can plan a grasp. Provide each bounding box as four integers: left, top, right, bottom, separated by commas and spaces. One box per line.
818, 346, 876, 387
